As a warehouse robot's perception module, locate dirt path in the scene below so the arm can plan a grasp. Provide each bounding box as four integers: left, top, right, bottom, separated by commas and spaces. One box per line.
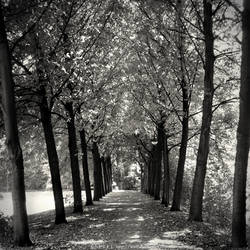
4, 191, 230, 250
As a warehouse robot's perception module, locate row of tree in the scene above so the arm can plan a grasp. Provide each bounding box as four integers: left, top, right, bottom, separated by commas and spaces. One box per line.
0, 0, 117, 246
0, 0, 249, 248
119, 0, 248, 248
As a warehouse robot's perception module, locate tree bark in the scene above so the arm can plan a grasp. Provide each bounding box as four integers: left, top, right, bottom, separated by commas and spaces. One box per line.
232, 1, 250, 247
162, 133, 170, 206
0, 5, 32, 246
92, 141, 102, 201
147, 157, 152, 195
39, 86, 66, 224
106, 155, 112, 192
104, 157, 110, 193
65, 102, 83, 213
171, 113, 188, 211
100, 156, 105, 196
102, 156, 109, 195
189, 0, 214, 221
33, 31, 66, 224
79, 129, 93, 206
143, 163, 148, 194
154, 122, 164, 200
171, 0, 189, 212
150, 146, 156, 196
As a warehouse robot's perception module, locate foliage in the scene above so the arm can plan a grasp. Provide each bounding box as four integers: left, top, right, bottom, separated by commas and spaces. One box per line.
0, 212, 13, 244
0, 0, 245, 245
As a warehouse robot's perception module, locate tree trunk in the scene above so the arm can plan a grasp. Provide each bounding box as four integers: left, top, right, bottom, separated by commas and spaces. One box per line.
147, 157, 152, 195
79, 129, 93, 206
100, 157, 105, 196
0, 5, 32, 246
171, 113, 188, 211
162, 133, 170, 206
150, 146, 156, 196
106, 155, 112, 192
33, 31, 66, 224
92, 141, 102, 200
143, 163, 148, 194
171, 0, 189, 212
232, 1, 250, 247
104, 157, 110, 193
154, 122, 164, 200
39, 86, 66, 224
102, 156, 109, 195
189, 0, 214, 221
65, 102, 83, 213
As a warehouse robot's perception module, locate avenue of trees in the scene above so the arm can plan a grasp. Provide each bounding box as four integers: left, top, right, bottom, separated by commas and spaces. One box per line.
0, 0, 248, 248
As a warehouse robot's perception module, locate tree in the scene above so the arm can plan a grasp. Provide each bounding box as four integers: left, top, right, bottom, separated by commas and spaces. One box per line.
0, 3, 32, 246
64, 101, 83, 213
171, 0, 190, 212
154, 122, 164, 200
79, 128, 93, 206
189, 0, 215, 222
33, 31, 67, 224
232, 0, 250, 247
161, 133, 170, 206
92, 140, 103, 201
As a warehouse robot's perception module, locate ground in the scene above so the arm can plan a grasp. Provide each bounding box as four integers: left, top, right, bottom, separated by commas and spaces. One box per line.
1, 191, 232, 249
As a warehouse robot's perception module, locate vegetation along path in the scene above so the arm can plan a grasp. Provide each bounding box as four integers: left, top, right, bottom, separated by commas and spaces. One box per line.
5, 191, 231, 250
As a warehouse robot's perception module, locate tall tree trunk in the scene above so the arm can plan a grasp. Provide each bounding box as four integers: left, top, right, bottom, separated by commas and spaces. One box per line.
150, 146, 156, 196
171, 0, 189, 212
189, 0, 214, 221
100, 157, 105, 196
147, 157, 152, 195
65, 102, 83, 213
33, 31, 66, 224
102, 156, 109, 195
79, 129, 93, 206
171, 114, 188, 211
104, 157, 110, 193
0, 5, 32, 246
154, 122, 164, 200
106, 155, 112, 192
39, 86, 66, 224
143, 163, 148, 194
162, 133, 170, 206
92, 141, 102, 200
232, 1, 250, 247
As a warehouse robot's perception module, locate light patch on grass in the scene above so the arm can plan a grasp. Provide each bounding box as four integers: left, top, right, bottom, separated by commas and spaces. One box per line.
108, 203, 123, 206
70, 239, 105, 245
126, 207, 142, 211
145, 237, 201, 249
113, 217, 128, 221
88, 223, 105, 228
162, 229, 192, 238
102, 208, 116, 211
66, 216, 80, 222
137, 216, 144, 221
130, 234, 140, 239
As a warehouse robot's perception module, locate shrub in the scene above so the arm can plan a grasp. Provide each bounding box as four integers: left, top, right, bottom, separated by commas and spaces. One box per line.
0, 212, 13, 244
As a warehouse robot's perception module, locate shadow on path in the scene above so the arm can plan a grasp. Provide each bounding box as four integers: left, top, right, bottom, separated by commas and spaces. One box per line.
7, 191, 230, 249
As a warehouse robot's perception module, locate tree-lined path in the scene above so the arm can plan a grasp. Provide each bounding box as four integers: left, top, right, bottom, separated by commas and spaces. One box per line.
4, 191, 230, 250
0, 0, 249, 248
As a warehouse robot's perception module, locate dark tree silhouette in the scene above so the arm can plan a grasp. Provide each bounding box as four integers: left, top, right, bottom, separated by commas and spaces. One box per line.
0, 3, 32, 246
189, 0, 215, 221
79, 128, 93, 206
232, 0, 250, 247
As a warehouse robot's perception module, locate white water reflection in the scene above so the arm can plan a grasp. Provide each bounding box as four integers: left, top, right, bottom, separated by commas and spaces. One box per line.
0, 191, 88, 216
